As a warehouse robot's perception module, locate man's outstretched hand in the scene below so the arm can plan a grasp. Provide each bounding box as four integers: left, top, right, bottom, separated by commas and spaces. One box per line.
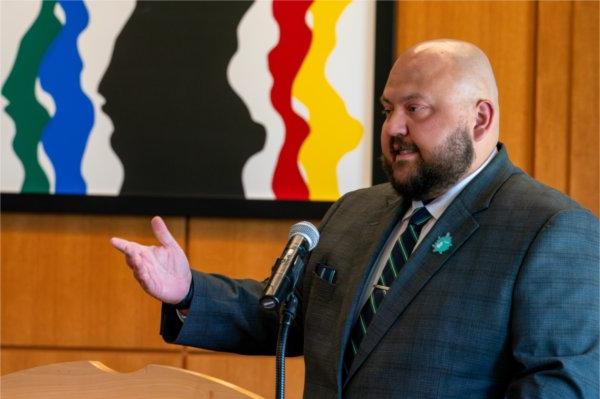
111, 216, 192, 304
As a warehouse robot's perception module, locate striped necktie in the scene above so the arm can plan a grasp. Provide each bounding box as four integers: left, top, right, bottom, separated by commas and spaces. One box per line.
343, 206, 432, 374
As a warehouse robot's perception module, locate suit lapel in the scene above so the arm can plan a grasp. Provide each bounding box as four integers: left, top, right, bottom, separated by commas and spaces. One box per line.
345, 199, 479, 381
334, 191, 409, 385
343, 144, 519, 383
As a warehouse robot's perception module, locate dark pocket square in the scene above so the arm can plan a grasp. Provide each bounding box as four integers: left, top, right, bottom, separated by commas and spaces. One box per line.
314, 263, 337, 284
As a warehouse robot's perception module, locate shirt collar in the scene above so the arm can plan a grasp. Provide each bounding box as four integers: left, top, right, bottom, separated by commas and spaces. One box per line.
403, 147, 499, 222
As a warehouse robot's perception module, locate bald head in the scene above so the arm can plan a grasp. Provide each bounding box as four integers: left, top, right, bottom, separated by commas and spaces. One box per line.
390, 39, 499, 138
406, 39, 498, 107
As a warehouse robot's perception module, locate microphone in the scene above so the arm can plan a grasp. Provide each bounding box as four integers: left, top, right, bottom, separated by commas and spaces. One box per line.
260, 221, 319, 310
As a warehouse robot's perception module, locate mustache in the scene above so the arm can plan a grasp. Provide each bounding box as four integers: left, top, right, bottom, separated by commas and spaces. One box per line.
391, 138, 419, 153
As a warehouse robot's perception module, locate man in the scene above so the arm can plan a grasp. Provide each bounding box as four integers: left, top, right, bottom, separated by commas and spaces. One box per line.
111, 39, 599, 398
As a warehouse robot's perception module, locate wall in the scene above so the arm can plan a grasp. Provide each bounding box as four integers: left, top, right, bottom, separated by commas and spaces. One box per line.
1, 215, 306, 398
395, 0, 598, 214
1, 2, 597, 398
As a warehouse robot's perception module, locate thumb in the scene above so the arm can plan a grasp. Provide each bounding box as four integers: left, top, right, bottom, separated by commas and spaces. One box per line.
151, 216, 178, 247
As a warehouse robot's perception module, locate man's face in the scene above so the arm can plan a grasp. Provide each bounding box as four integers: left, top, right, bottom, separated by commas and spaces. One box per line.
380, 52, 476, 200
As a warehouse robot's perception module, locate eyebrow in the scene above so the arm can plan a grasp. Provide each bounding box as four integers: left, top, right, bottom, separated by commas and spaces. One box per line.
380, 93, 426, 105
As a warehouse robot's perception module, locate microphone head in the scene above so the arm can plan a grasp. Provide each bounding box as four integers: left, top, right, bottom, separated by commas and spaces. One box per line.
289, 221, 319, 251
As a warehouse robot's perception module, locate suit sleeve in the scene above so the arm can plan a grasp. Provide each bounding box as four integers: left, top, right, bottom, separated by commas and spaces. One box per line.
159, 194, 350, 356
506, 208, 599, 398
160, 271, 283, 355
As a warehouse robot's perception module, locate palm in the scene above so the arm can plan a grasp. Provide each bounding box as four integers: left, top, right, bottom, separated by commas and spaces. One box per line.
111, 217, 192, 304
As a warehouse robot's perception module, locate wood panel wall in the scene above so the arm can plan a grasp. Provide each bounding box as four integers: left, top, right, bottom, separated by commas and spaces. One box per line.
396, 1, 598, 213
1, 2, 597, 399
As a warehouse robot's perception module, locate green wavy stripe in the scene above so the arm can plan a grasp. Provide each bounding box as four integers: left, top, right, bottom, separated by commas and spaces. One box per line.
2, 0, 62, 193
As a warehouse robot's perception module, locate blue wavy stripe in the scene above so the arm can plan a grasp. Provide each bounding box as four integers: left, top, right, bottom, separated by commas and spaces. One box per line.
40, 0, 94, 194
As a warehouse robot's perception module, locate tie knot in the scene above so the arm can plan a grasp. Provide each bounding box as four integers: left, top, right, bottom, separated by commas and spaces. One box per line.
409, 207, 432, 227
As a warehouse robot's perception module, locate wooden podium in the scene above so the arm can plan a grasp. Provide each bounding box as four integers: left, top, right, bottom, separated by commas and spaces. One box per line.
0, 360, 262, 399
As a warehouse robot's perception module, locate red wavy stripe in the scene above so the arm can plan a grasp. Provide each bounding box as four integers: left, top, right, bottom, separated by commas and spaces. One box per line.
269, 0, 313, 200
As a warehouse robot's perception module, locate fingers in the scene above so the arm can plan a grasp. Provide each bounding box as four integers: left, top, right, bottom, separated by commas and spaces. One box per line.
111, 237, 141, 269
151, 216, 178, 248
111, 230, 163, 300
132, 251, 160, 298
123, 250, 151, 292
124, 253, 138, 270
132, 260, 150, 291
111, 237, 134, 254
112, 217, 177, 252
111, 237, 146, 260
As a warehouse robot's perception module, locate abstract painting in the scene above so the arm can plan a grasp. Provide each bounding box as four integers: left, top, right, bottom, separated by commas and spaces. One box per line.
1, 0, 393, 217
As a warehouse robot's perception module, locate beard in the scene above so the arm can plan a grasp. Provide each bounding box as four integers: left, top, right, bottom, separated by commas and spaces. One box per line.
381, 126, 474, 201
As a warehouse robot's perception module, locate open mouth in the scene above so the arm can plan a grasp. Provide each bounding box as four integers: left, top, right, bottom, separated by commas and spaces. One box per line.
392, 140, 419, 161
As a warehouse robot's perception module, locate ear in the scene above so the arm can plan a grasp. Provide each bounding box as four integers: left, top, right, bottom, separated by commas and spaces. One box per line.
473, 100, 494, 141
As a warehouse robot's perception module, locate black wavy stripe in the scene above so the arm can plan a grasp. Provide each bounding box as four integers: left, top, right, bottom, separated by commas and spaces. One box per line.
99, 1, 264, 198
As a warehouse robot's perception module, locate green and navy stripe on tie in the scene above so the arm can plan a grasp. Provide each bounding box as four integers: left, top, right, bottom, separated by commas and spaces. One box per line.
343, 207, 433, 375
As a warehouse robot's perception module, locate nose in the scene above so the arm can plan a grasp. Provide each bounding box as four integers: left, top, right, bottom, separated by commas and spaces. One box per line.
384, 110, 408, 137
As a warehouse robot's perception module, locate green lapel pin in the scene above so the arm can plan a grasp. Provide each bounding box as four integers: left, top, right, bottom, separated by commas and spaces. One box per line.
432, 232, 452, 254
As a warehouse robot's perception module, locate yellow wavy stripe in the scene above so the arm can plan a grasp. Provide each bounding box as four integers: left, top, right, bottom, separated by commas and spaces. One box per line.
293, 0, 364, 201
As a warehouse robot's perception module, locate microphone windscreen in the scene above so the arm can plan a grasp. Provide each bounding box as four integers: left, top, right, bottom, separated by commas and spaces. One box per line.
289, 221, 319, 251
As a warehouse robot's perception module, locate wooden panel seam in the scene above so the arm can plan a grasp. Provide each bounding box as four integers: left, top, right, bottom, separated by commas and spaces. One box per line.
566, 0, 575, 197
531, 1, 540, 178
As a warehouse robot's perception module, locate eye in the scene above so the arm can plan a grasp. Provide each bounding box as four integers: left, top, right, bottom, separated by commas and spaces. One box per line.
381, 108, 392, 117
406, 104, 432, 118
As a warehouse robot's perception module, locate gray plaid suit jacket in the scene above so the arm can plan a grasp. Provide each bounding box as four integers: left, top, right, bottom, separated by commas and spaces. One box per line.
161, 144, 599, 398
